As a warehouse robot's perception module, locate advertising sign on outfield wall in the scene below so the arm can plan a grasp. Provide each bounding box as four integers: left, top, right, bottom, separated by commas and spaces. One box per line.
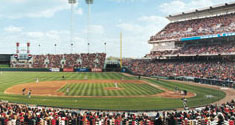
50, 68, 60, 72
75, 68, 89, 72
91, 68, 102, 72
63, 68, 74, 72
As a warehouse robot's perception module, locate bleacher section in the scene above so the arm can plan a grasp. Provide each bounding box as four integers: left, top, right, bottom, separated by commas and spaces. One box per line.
123, 59, 235, 82
0, 100, 234, 124
150, 13, 235, 41
11, 53, 106, 69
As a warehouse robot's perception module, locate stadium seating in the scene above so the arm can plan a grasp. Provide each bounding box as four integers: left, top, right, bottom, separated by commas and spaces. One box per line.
123, 59, 235, 81
30, 53, 106, 69
32, 55, 47, 68
147, 41, 235, 58
173, 42, 235, 55
150, 13, 235, 41
0, 100, 234, 124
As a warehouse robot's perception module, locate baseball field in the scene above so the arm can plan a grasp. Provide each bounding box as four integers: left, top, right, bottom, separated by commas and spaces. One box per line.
0, 72, 226, 110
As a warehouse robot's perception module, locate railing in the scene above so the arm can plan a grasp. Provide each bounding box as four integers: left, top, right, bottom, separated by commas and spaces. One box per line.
0, 119, 234, 125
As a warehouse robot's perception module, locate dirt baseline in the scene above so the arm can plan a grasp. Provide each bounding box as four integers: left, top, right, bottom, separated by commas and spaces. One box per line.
5, 80, 195, 98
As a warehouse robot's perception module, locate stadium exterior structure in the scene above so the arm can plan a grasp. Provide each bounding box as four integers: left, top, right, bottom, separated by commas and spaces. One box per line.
126, 2, 235, 89
148, 2, 235, 60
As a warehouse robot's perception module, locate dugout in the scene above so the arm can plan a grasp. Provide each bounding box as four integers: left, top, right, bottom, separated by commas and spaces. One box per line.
194, 78, 234, 88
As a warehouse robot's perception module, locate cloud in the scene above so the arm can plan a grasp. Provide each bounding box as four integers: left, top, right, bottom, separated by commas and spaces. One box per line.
138, 16, 165, 22
25, 32, 44, 38
85, 25, 105, 35
4, 26, 23, 33
74, 8, 83, 15
25, 5, 68, 18
6, 0, 27, 3
0, 0, 80, 19
160, 0, 235, 15
160, 0, 186, 15
0, 28, 92, 54
118, 16, 169, 35
115, 15, 169, 57
109, 0, 146, 2
117, 23, 143, 33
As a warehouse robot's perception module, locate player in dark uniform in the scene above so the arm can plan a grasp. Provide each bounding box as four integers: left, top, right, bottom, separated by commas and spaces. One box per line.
28, 89, 32, 98
138, 75, 141, 80
22, 88, 26, 95
184, 90, 187, 95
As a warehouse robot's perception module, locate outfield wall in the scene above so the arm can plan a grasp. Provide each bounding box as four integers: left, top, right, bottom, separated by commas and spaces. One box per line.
122, 67, 235, 89
0, 68, 50, 72
0, 68, 102, 73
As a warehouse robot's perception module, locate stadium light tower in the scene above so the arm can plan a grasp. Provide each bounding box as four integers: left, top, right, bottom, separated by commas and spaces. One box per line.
71, 43, 74, 54
38, 44, 41, 54
68, 0, 76, 54
120, 32, 122, 68
86, 0, 93, 53
88, 43, 90, 53
104, 42, 107, 53
54, 44, 57, 54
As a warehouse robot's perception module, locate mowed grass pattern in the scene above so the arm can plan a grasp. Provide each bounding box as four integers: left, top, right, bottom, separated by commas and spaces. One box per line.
0, 72, 226, 110
59, 83, 162, 96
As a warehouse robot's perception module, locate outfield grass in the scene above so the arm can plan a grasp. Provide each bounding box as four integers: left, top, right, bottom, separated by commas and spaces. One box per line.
146, 79, 226, 108
0, 64, 9, 68
59, 82, 163, 96
0, 72, 226, 110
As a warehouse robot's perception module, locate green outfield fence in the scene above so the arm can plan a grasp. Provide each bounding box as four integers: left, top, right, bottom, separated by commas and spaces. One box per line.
0, 68, 50, 72
0, 64, 10, 68
122, 67, 235, 89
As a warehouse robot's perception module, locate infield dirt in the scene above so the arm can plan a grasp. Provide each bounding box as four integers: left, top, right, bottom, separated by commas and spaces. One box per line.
5, 79, 195, 98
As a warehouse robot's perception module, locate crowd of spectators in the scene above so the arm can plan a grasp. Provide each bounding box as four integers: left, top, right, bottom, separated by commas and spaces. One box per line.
78, 53, 106, 69
150, 13, 235, 41
123, 59, 235, 81
33, 55, 47, 68
47, 55, 63, 68
148, 41, 235, 58
32, 53, 106, 69
174, 42, 235, 55
0, 100, 234, 124
147, 50, 174, 58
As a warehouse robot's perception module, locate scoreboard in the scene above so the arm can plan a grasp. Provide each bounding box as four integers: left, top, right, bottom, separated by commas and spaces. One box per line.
14, 54, 32, 60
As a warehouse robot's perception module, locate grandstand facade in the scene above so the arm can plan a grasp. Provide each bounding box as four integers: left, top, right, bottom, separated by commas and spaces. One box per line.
124, 3, 235, 88
148, 2, 235, 59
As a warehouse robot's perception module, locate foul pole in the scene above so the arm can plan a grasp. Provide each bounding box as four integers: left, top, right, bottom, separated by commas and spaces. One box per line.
120, 32, 123, 68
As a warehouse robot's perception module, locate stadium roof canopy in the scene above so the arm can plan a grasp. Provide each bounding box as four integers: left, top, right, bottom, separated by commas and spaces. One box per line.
167, 2, 235, 22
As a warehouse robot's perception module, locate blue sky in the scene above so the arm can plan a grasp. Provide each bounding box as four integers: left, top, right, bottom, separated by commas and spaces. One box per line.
0, 0, 234, 57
